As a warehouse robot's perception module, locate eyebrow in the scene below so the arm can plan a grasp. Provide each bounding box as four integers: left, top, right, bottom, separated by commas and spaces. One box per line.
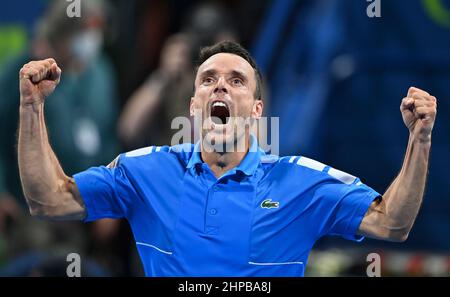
199, 69, 217, 78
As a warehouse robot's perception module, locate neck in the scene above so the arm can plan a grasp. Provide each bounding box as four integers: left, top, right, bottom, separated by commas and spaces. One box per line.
201, 134, 251, 179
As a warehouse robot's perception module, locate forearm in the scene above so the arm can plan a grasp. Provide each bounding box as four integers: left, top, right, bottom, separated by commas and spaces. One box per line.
380, 134, 430, 236
18, 103, 83, 219
359, 87, 436, 242
118, 72, 168, 145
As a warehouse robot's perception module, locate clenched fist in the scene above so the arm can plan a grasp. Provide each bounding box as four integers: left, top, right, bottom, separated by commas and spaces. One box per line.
401, 87, 437, 142
19, 58, 62, 106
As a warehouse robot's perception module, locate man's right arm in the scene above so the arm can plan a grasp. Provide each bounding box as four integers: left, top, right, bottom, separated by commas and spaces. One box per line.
18, 59, 86, 220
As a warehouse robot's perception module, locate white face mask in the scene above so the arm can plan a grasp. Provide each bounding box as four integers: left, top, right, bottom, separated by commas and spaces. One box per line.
70, 30, 103, 65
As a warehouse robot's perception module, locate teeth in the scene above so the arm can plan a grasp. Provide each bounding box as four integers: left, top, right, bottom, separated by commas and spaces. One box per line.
212, 102, 227, 108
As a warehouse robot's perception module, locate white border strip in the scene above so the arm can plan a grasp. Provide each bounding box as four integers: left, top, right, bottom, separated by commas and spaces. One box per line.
136, 242, 173, 255
297, 156, 326, 172
125, 146, 152, 157
248, 261, 303, 266
328, 168, 356, 185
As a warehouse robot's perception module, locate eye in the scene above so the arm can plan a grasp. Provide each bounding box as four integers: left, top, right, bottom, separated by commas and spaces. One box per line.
232, 78, 244, 86
202, 77, 214, 85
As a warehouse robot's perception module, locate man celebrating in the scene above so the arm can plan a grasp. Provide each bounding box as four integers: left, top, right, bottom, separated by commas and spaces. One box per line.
18, 41, 437, 276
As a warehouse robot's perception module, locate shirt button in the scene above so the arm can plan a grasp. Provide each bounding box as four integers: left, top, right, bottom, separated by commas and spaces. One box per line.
209, 208, 217, 215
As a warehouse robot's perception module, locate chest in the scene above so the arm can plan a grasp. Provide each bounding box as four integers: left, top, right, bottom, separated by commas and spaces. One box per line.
131, 165, 321, 276
145, 170, 318, 257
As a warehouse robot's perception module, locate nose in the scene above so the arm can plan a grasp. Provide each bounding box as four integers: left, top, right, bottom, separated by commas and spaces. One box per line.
214, 76, 228, 94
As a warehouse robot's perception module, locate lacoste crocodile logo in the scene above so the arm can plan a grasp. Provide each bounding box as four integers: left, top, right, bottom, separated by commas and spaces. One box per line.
261, 199, 280, 209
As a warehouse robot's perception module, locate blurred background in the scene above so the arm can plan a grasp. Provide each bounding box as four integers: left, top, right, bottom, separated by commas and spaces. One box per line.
0, 0, 449, 276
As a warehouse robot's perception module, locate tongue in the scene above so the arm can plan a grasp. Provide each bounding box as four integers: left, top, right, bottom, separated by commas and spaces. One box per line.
211, 105, 229, 125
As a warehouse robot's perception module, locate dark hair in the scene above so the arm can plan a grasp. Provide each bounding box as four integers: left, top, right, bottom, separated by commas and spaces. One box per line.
194, 41, 263, 100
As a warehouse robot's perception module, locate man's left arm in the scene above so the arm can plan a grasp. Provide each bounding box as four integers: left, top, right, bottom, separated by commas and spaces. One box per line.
358, 87, 437, 242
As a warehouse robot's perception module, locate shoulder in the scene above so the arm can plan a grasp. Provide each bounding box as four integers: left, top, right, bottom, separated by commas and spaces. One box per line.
266, 155, 360, 185
90, 54, 115, 75
111, 143, 195, 168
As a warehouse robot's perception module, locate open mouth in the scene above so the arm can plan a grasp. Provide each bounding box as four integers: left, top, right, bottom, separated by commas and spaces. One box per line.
210, 101, 230, 125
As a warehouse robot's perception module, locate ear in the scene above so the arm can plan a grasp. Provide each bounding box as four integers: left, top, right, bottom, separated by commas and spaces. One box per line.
189, 97, 195, 117
252, 99, 264, 119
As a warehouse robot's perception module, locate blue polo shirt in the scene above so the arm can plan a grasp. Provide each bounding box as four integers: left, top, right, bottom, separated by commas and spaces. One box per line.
74, 136, 380, 276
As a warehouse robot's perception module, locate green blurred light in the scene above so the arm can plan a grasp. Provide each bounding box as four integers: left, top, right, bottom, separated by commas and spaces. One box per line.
423, 0, 450, 28
0, 25, 27, 67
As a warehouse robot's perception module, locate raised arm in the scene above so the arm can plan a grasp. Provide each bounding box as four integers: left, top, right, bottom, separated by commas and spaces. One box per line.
18, 59, 86, 220
358, 87, 437, 242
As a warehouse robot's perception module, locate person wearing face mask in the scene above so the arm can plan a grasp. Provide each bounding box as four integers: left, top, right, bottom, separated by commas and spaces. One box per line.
70, 29, 104, 69
0, 0, 121, 276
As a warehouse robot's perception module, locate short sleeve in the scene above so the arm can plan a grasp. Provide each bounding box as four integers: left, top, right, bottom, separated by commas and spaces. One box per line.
73, 155, 137, 222
315, 179, 381, 242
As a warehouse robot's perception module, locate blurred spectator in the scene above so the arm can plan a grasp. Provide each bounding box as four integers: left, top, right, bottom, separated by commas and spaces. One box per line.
118, 2, 238, 149
183, 2, 238, 56
118, 33, 194, 148
0, 0, 123, 275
